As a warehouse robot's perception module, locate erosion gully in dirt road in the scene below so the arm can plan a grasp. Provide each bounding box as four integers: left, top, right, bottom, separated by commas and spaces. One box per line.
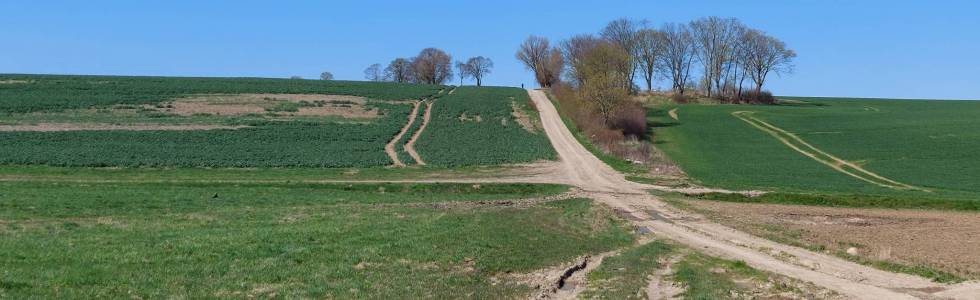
522, 89, 980, 300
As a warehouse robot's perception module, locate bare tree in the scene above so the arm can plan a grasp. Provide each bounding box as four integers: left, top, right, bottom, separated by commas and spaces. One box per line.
741, 30, 796, 95
317, 73, 330, 80
384, 58, 413, 83
460, 56, 493, 86
636, 28, 664, 93
412, 48, 453, 85
658, 23, 695, 95
363, 64, 382, 81
600, 18, 641, 93
690, 17, 738, 97
720, 21, 749, 100
560, 34, 602, 86
455, 61, 468, 85
516, 36, 562, 88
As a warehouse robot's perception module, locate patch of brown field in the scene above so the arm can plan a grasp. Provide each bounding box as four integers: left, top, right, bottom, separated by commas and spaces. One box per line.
684, 200, 980, 279
0, 79, 32, 84
148, 93, 378, 118
0, 123, 249, 132
458, 112, 482, 122
510, 101, 537, 132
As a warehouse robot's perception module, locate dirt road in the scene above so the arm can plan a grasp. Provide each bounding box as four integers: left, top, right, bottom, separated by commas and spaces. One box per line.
405, 100, 434, 165
525, 89, 978, 299
384, 100, 421, 167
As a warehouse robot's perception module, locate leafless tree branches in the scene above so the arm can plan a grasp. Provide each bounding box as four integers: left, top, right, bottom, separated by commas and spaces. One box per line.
517, 36, 562, 88
384, 58, 413, 83
412, 48, 453, 85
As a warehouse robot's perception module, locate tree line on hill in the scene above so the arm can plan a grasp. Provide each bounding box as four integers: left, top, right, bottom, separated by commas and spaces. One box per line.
518, 16, 796, 105
318, 49, 495, 86
516, 16, 796, 165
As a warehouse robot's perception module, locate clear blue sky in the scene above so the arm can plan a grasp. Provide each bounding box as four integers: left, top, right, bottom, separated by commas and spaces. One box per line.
2, 0, 978, 99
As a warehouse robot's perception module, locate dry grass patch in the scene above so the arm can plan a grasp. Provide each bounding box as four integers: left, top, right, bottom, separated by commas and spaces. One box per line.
0, 80, 33, 84
0, 123, 248, 132
148, 93, 378, 118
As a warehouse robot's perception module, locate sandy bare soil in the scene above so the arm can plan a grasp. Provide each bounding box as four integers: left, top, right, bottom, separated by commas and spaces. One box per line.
153, 94, 377, 118
0, 79, 32, 84
404, 100, 433, 165
384, 101, 421, 167
511, 101, 538, 132
0, 123, 248, 132
523, 89, 980, 299
683, 200, 980, 279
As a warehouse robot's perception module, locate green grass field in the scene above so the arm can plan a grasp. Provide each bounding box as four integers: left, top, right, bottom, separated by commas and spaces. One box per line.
0, 181, 635, 298
651, 97, 980, 204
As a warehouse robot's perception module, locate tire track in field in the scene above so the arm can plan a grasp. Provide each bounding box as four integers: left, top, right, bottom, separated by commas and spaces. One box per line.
404, 100, 434, 165
385, 100, 422, 167
732, 111, 926, 191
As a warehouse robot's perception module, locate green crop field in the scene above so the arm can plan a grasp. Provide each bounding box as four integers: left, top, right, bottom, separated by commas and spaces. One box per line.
0, 181, 634, 298
0, 75, 554, 168
650, 97, 980, 203
0, 74, 441, 113
416, 86, 555, 166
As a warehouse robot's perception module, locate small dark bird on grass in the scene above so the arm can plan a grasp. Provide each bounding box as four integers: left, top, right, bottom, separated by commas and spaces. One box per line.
212, 193, 219, 199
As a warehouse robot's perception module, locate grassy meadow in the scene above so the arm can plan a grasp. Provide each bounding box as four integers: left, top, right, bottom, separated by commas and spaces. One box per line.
0, 181, 636, 298
650, 97, 980, 205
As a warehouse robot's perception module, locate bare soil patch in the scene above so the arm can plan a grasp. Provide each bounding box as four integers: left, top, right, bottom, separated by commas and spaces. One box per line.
684, 200, 980, 279
0, 80, 32, 84
667, 108, 679, 121
0, 123, 248, 132
149, 94, 377, 118
458, 113, 482, 122
511, 101, 537, 132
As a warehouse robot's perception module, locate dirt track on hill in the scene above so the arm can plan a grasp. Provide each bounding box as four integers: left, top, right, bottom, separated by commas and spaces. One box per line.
523, 90, 979, 299
384, 101, 421, 167
732, 110, 924, 192
404, 100, 433, 165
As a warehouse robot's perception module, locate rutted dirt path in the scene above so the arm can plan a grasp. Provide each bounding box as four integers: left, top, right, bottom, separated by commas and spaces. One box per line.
404, 100, 434, 165
733, 111, 925, 191
384, 100, 421, 167
646, 254, 684, 299
523, 90, 979, 299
